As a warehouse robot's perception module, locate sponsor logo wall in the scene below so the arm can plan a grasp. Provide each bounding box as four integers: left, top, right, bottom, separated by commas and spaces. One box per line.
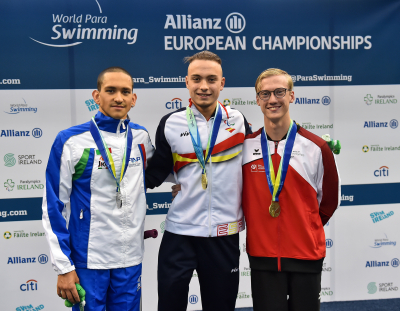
0, 0, 399, 309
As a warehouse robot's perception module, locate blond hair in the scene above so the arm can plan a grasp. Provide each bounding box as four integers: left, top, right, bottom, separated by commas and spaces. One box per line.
255, 68, 293, 93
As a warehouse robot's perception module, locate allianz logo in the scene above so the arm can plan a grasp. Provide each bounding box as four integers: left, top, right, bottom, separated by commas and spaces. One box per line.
164, 12, 246, 34
364, 119, 398, 129
368, 259, 400, 268
7, 254, 48, 265
295, 96, 331, 105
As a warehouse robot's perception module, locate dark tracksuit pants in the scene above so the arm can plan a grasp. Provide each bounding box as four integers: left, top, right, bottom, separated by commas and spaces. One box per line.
158, 231, 240, 311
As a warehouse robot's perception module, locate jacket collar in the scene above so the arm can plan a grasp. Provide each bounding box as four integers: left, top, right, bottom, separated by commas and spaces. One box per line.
188, 99, 229, 120
93, 111, 130, 133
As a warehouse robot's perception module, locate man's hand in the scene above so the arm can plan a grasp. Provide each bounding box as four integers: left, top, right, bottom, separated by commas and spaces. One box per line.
57, 270, 80, 304
171, 184, 181, 200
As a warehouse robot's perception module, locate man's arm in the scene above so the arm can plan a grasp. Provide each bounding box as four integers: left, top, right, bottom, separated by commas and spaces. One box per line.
242, 114, 253, 135
316, 142, 341, 225
42, 132, 80, 302
145, 114, 175, 188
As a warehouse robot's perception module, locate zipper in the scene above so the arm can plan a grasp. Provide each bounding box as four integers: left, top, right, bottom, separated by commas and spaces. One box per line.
207, 120, 212, 237
274, 141, 282, 271
80, 209, 83, 220
117, 119, 125, 134
120, 127, 127, 264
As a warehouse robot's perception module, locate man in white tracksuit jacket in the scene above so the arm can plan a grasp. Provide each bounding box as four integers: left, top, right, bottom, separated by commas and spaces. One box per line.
145, 51, 252, 311
42, 67, 154, 311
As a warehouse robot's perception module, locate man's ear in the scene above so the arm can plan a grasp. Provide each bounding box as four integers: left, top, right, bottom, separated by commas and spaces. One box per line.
131, 93, 137, 107
92, 90, 100, 104
289, 91, 295, 103
220, 77, 226, 91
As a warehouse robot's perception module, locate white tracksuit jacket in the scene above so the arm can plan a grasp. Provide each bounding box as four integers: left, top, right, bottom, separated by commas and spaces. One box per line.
145, 103, 252, 237
42, 111, 154, 274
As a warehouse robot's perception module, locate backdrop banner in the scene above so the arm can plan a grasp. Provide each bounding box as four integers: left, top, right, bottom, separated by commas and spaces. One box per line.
1, 0, 399, 310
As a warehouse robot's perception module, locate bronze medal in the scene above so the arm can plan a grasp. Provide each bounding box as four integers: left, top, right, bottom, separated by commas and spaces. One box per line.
269, 201, 281, 218
201, 173, 208, 190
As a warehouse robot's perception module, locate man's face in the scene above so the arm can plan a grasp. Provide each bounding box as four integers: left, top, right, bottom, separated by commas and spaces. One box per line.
256, 75, 294, 124
92, 72, 137, 120
186, 60, 225, 111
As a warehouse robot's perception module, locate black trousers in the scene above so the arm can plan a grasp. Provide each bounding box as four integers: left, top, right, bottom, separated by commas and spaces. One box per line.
251, 269, 321, 311
158, 231, 240, 311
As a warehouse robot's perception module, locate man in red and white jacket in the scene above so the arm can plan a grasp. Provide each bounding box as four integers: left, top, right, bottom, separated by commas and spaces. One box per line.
242, 68, 340, 311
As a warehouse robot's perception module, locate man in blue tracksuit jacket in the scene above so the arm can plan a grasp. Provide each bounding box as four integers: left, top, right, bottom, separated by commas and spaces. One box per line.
42, 67, 154, 311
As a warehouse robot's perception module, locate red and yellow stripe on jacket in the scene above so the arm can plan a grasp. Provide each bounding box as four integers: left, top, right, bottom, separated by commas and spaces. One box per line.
172, 132, 245, 172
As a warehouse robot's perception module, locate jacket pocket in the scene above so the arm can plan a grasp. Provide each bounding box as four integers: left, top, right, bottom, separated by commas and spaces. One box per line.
308, 212, 319, 251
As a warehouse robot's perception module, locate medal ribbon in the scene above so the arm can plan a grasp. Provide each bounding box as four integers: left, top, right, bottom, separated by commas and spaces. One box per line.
90, 117, 133, 192
186, 100, 223, 177
260, 120, 297, 201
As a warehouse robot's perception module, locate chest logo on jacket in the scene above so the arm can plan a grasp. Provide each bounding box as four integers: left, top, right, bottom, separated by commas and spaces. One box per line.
96, 148, 112, 169
250, 164, 265, 172
129, 157, 141, 167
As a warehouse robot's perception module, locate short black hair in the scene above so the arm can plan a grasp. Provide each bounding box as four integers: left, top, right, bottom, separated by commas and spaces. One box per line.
97, 67, 133, 90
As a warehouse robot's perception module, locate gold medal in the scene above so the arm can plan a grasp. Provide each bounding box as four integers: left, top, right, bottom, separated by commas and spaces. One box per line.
201, 173, 208, 190
269, 201, 281, 218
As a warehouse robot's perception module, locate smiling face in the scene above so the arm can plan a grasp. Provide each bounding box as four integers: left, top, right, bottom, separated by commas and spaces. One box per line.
257, 75, 294, 125
186, 59, 225, 116
92, 71, 136, 120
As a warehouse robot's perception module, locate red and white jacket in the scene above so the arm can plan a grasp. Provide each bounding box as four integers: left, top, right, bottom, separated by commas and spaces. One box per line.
242, 126, 340, 272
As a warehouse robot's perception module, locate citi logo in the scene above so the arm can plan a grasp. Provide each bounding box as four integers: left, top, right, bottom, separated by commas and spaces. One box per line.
166, 98, 183, 109
189, 295, 198, 304
180, 131, 189, 137
326, 239, 333, 248
374, 166, 389, 177
20, 279, 38, 291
